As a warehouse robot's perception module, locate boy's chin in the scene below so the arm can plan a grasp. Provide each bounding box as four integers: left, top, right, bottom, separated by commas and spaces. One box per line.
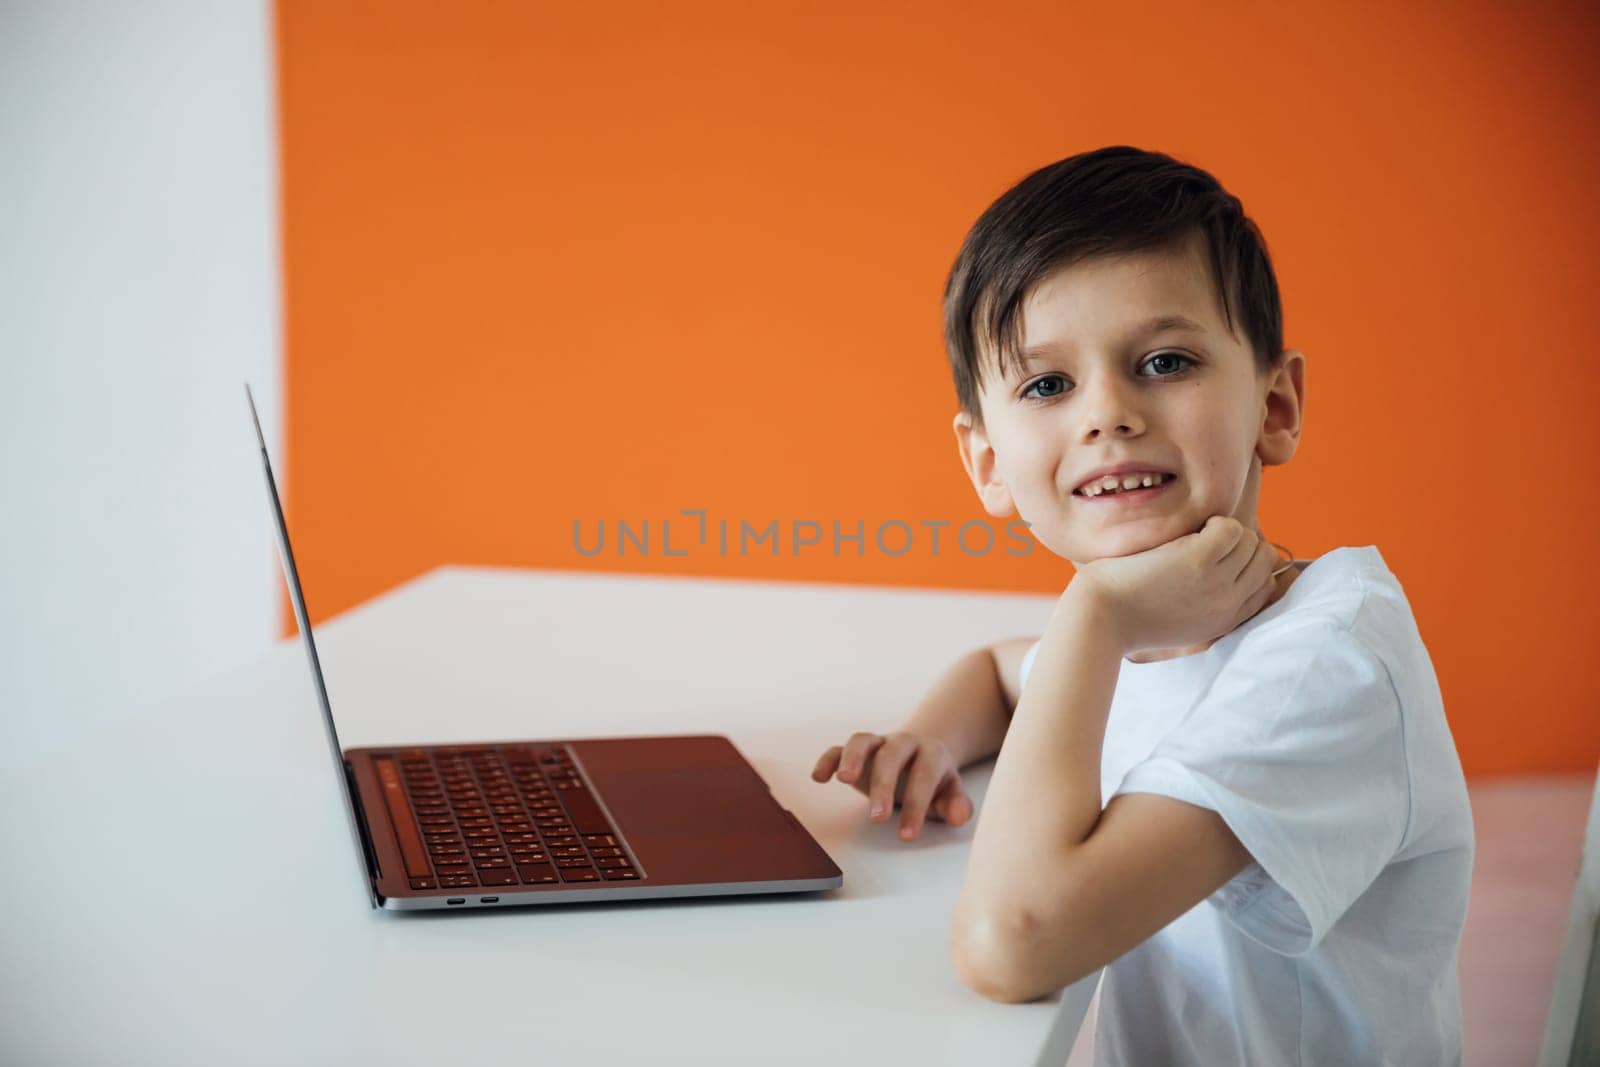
1066, 526, 1178, 562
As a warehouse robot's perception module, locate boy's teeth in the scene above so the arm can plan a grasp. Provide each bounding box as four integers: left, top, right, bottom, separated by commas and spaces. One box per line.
1083, 472, 1170, 496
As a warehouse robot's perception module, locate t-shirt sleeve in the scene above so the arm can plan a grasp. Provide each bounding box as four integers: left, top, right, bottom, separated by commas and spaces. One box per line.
1019, 638, 1042, 691
1111, 622, 1410, 957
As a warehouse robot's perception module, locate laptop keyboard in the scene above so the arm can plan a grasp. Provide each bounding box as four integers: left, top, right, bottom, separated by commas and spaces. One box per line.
374, 745, 640, 891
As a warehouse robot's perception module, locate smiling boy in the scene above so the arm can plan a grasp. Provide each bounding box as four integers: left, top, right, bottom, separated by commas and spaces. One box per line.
813, 146, 1475, 1063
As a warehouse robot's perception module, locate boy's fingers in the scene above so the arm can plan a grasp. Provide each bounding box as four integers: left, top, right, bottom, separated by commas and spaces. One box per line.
895, 756, 948, 840
836, 732, 885, 784
925, 774, 971, 826
811, 746, 842, 782
939, 786, 973, 825
867, 734, 915, 820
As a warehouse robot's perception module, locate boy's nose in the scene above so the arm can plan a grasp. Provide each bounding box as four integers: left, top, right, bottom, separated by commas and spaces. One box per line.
1073, 375, 1146, 440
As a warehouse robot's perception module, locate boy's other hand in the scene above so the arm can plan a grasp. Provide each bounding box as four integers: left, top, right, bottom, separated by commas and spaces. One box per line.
1072, 515, 1280, 656
811, 731, 974, 841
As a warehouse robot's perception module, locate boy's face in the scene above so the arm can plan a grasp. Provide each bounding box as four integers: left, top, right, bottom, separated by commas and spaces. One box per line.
954, 232, 1305, 567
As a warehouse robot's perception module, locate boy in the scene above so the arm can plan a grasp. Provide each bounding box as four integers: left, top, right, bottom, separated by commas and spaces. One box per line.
812, 146, 1475, 1064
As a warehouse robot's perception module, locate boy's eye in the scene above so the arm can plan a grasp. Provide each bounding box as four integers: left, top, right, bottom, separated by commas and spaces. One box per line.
1145, 352, 1193, 376
1018, 352, 1195, 402
1020, 375, 1066, 400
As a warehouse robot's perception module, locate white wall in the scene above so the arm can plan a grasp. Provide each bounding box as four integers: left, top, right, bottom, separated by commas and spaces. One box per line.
1, 0, 282, 773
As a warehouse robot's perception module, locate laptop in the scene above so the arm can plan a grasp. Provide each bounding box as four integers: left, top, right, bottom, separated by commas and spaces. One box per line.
246, 385, 843, 910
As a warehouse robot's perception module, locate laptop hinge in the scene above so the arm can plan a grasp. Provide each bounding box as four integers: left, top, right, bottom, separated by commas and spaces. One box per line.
343, 759, 383, 888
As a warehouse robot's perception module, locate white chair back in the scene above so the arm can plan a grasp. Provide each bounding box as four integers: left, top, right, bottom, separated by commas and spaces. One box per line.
1538, 763, 1600, 1066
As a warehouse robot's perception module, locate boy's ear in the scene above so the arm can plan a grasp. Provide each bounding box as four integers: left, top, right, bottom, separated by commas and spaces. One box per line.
952, 411, 1015, 518
1257, 348, 1306, 468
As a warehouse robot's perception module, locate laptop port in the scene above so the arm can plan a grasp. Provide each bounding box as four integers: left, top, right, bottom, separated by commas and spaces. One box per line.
446, 897, 466, 905
480, 896, 499, 903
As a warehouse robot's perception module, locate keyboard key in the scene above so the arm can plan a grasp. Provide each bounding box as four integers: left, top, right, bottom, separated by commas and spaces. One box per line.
584, 834, 618, 846
558, 868, 600, 883
588, 846, 623, 857
439, 875, 478, 888
409, 878, 437, 890
601, 870, 640, 881
555, 857, 593, 868
479, 869, 517, 886
517, 863, 559, 884
595, 857, 631, 868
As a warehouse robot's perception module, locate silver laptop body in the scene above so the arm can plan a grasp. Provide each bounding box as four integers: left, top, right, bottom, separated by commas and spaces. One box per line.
247, 385, 843, 910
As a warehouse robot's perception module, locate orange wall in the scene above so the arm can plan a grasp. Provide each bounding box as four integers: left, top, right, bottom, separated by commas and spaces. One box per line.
275, 1, 1600, 775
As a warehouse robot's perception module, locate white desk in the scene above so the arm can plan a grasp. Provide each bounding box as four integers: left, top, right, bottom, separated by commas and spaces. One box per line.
1, 566, 1100, 1065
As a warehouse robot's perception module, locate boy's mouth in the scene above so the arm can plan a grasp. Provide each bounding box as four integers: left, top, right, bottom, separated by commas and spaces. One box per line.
1073, 473, 1178, 504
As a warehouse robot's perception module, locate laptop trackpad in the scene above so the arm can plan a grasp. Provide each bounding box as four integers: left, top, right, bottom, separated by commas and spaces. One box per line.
599, 767, 793, 837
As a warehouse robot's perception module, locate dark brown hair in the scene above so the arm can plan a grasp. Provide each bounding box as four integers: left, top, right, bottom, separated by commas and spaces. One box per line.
942, 145, 1284, 422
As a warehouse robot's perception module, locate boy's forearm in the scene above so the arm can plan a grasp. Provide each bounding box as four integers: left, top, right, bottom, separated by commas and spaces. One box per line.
953, 588, 1121, 950
899, 647, 1012, 768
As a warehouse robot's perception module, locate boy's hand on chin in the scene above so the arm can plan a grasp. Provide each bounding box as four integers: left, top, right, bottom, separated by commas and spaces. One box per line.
1069, 516, 1281, 657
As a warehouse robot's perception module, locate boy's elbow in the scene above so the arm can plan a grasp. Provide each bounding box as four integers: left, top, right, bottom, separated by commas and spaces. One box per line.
953, 895, 1107, 1011
950, 907, 1068, 1004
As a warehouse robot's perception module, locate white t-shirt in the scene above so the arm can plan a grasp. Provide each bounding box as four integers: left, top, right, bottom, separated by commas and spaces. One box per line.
1017, 546, 1474, 1065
